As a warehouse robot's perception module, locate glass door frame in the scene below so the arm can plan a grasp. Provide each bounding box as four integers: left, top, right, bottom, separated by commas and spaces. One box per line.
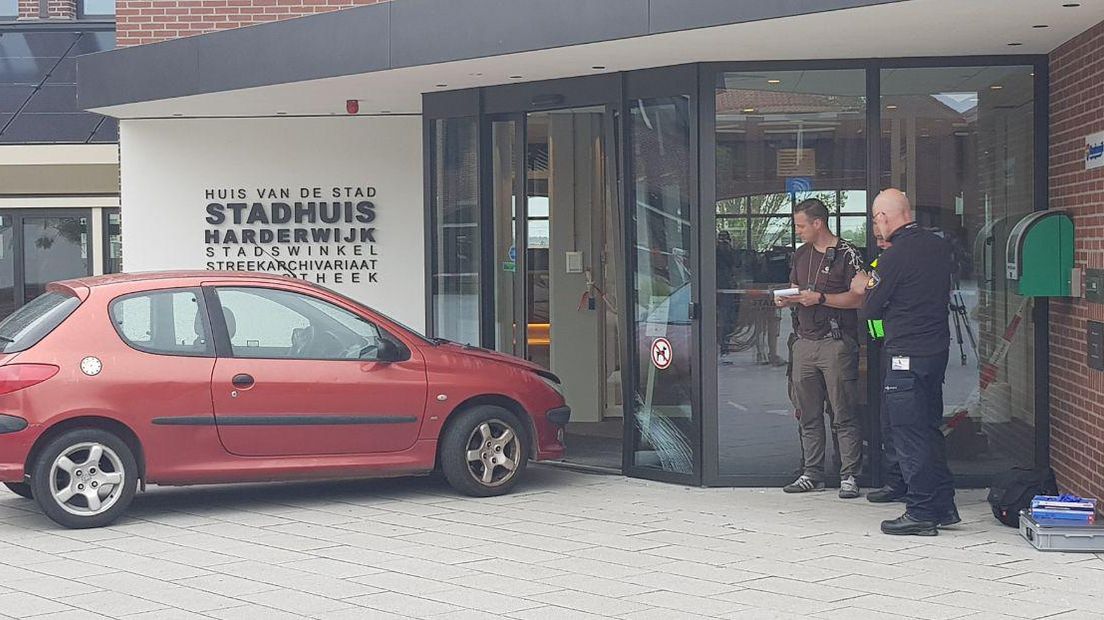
622, 65, 704, 485
1, 208, 95, 310
697, 55, 1051, 488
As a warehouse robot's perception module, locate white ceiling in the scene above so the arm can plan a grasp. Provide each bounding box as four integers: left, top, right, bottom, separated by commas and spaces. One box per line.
92, 0, 1104, 119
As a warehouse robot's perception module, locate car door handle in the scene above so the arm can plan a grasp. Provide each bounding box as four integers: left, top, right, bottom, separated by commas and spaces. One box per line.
231, 374, 255, 389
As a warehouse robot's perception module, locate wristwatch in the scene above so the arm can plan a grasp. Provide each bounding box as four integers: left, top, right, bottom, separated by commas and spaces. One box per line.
818, 292, 827, 305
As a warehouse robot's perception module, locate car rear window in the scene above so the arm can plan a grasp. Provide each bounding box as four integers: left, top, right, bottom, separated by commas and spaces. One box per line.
0, 291, 80, 353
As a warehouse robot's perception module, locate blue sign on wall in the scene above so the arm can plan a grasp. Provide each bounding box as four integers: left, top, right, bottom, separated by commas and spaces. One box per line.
786, 176, 813, 195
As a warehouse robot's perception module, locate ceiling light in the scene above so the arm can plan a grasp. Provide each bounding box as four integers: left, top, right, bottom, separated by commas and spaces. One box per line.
1033, 24, 1049, 28
592, 65, 606, 70
172, 113, 183, 117
509, 75, 523, 79
742, 108, 756, 113
380, 110, 391, 114
276, 111, 287, 115
767, 79, 781, 84
886, 105, 897, 110
436, 84, 448, 88
1007, 42, 1023, 46
1063, 3, 1081, 7
991, 85, 1004, 90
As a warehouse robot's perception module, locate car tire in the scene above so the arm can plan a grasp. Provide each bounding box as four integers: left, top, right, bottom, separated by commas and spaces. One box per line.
30, 428, 138, 529
441, 405, 529, 497
3, 482, 33, 499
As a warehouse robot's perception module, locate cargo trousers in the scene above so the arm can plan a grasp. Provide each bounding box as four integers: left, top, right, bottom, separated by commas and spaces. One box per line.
882, 349, 956, 521
791, 335, 863, 480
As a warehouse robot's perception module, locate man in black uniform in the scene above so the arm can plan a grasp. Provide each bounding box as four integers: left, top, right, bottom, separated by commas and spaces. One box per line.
850, 188, 957, 536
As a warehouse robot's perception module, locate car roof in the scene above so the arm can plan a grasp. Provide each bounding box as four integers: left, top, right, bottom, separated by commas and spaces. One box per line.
56, 270, 301, 290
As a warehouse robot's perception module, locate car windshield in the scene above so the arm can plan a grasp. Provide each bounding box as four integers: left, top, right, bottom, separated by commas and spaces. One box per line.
0, 291, 80, 353
303, 281, 435, 346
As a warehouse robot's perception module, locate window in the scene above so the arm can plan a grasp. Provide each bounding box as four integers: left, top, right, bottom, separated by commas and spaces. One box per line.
103, 209, 122, 274
215, 287, 400, 361
0, 291, 79, 353
430, 117, 480, 346
78, 0, 115, 17
110, 289, 211, 356
1, 0, 17, 19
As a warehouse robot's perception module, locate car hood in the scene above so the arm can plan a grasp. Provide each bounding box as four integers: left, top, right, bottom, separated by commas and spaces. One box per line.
439, 342, 554, 377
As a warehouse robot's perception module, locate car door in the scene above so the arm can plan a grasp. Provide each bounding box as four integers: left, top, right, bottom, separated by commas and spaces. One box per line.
205, 284, 428, 457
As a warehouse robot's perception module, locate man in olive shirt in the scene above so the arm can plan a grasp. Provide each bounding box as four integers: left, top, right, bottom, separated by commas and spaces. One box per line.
776, 198, 865, 498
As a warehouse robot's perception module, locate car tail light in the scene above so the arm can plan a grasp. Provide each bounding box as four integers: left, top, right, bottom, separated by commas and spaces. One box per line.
0, 364, 59, 396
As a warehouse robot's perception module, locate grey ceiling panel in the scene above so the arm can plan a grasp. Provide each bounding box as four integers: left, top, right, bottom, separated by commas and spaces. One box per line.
648, 0, 907, 33
0, 112, 100, 142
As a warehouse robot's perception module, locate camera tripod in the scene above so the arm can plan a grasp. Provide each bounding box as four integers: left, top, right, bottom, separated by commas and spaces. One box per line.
949, 288, 978, 367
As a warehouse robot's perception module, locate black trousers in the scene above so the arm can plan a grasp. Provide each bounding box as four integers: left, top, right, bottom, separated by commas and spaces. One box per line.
878, 347, 906, 495
882, 350, 956, 521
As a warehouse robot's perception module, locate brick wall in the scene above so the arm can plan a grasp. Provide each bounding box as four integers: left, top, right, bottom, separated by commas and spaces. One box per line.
1049, 19, 1104, 504
116, 0, 389, 47
17, 0, 39, 19
47, 0, 75, 18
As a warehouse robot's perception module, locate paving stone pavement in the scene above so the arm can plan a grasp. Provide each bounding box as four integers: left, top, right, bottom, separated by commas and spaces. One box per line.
2, 465, 1102, 619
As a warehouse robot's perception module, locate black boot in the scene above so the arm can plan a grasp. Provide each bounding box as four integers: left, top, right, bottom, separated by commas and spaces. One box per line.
881, 513, 938, 536
938, 507, 961, 527
866, 486, 906, 504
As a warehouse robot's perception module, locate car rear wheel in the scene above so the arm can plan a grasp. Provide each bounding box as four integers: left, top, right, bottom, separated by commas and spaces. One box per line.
441, 405, 528, 497
3, 482, 33, 499
30, 429, 138, 529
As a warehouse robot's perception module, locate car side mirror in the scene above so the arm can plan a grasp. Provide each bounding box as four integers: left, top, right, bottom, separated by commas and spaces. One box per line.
376, 338, 403, 363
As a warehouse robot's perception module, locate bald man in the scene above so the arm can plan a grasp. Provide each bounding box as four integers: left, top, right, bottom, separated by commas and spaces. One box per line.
850, 189, 958, 536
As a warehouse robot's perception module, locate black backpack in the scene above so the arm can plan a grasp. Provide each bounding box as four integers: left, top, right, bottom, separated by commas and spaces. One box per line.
987, 467, 1058, 527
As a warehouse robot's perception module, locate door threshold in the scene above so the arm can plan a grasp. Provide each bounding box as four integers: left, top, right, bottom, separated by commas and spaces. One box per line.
536, 460, 622, 476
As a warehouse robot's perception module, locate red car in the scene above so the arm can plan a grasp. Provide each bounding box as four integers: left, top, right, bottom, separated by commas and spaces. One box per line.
0, 271, 568, 528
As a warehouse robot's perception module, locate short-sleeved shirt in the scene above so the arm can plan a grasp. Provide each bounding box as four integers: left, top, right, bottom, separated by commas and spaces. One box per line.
789, 239, 863, 340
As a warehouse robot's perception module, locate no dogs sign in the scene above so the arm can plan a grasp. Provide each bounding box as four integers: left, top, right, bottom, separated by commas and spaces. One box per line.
651, 337, 673, 370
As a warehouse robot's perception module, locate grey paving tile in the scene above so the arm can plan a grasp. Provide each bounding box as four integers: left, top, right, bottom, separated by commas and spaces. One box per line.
280, 557, 386, 578
5, 573, 101, 599
0, 592, 74, 618
539, 573, 656, 598
507, 604, 620, 620
421, 587, 544, 614
239, 589, 357, 615
714, 586, 847, 615
529, 589, 652, 616
174, 573, 283, 597
625, 589, 751, 616
205, 604, 308, 620
624, 571, 742, 597
447, 572, 561, 597
59, 590, 166, 617
345, 591, 464, 616
845, 593, 976, 620
927, 591, 1073, 619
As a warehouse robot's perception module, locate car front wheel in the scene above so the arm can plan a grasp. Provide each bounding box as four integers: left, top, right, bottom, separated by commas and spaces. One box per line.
441, 405, 528, 497
3, 482, 33, 499
30, 428, 138, 529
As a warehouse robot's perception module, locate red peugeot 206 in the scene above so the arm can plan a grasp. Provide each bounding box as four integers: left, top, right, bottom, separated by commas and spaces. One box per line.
0, 271, 569, 528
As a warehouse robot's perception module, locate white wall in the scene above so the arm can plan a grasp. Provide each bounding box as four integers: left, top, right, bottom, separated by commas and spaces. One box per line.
119, 116, 426, 331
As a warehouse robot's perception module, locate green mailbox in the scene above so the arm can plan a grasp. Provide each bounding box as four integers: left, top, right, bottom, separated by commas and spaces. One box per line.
1006, 211, 1075, 297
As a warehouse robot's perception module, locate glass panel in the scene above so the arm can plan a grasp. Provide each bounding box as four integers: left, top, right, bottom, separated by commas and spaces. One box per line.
491, 120, 519, 354
525, 113, 551, 368
430, 117, 480, 345
629, 95, 695, 476
0, 215, 14, 319
881, 65, 1036, 478
104, 210, 122, 273
0, 113, 100, 143
0, 291, 79, 353
714, 69, 868, 480
81, 0, 116, 15
22, 215, 89, 303
110, 290, 212, 356
0, 0, 16, 18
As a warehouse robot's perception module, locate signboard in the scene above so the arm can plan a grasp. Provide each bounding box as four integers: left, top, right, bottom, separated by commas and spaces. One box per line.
651, 337, 673, 370
203, 185, 379, 286
1087, 131, 1104, 171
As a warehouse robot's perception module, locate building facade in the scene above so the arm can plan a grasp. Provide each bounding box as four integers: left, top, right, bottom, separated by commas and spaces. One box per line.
72, 0, 1104, 495
1, 0, 121, 317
